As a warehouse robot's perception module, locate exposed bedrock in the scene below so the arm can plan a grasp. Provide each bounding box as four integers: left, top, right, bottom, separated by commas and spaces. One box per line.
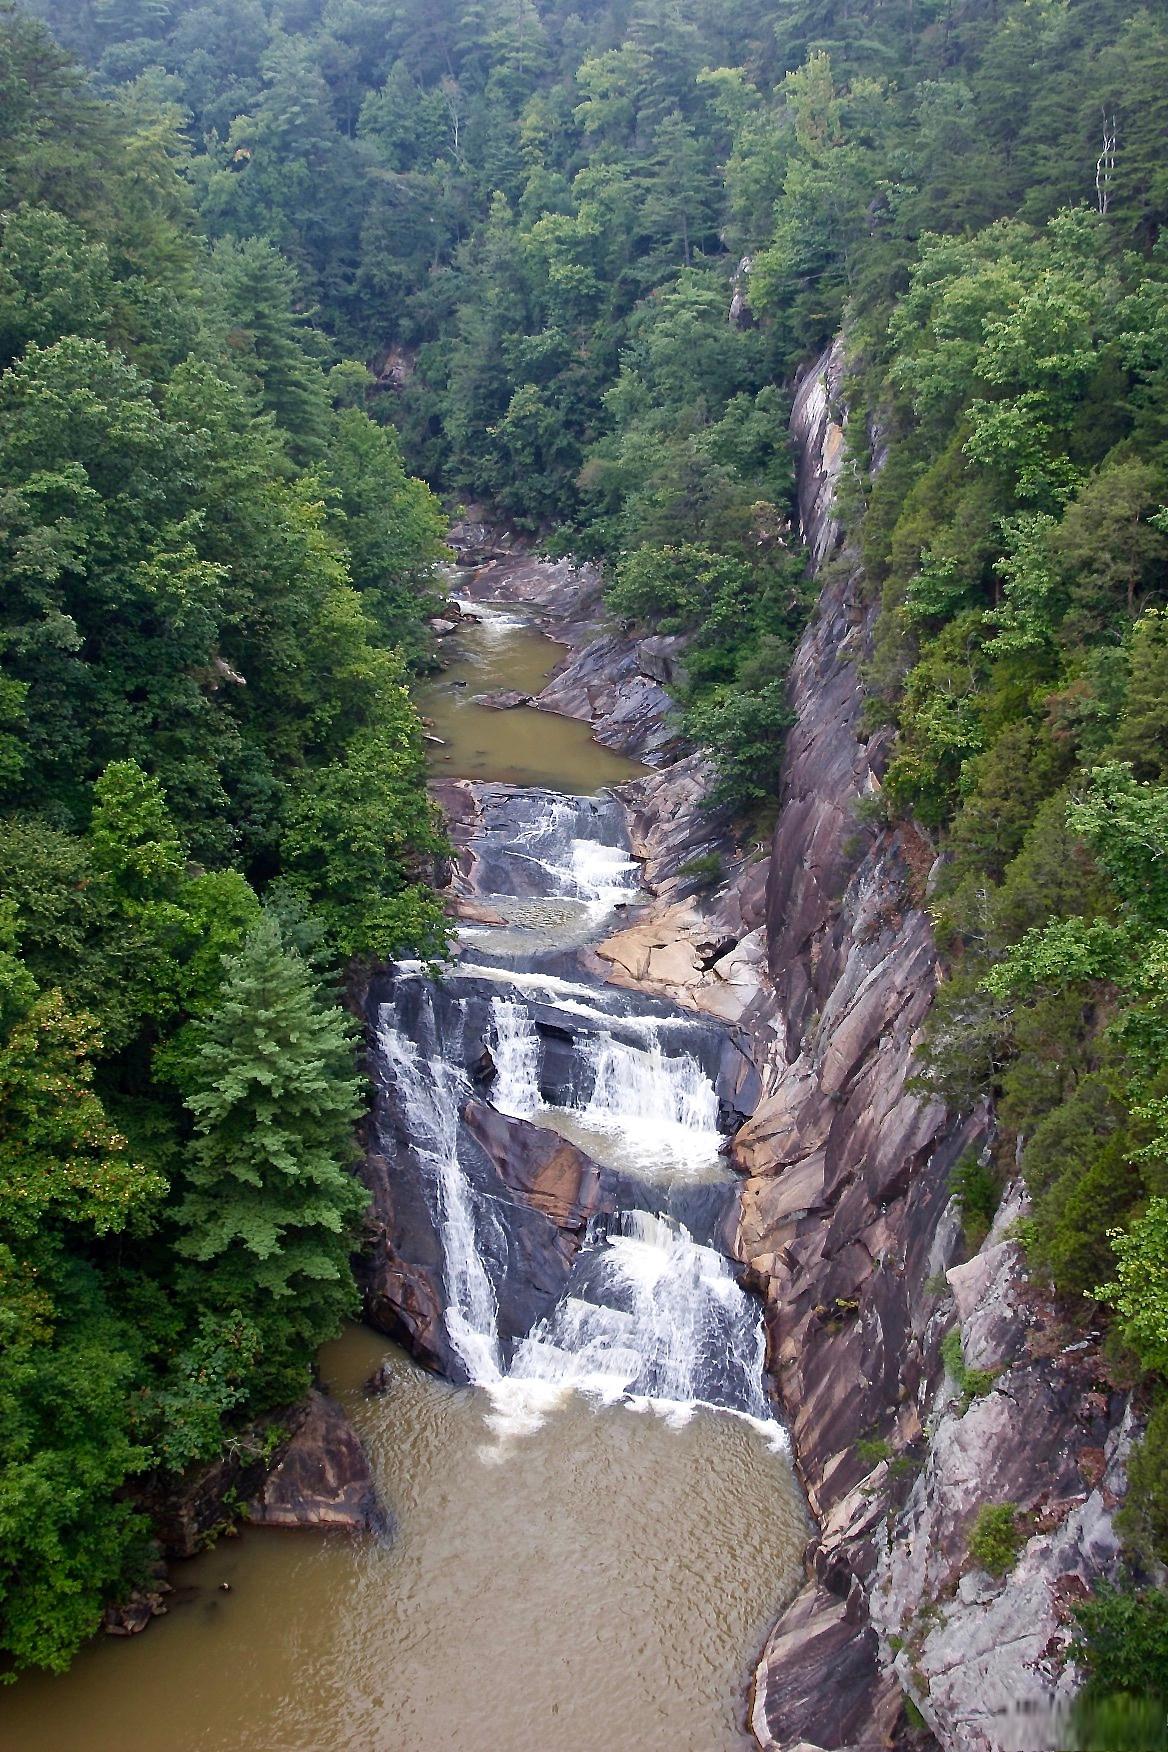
466, 346, 1136, 1749
245, 1390, 388, 1537
142, 1391, 385, 1566
736, 345, 1132, 1751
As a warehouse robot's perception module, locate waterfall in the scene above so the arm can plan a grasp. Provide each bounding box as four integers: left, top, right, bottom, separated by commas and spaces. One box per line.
489, 998, 541, 1118
373, 776, 783, 1453
582, 1032, 720, 1133
507, 794, 639, 914
377, 1002, 502, 1384
484, 988, 724, 1179
492, 1211, 779, 1445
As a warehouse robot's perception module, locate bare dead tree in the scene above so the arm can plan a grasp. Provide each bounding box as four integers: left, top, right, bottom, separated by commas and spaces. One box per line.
1097, 109, 1117, 215
441, 76, 465, 165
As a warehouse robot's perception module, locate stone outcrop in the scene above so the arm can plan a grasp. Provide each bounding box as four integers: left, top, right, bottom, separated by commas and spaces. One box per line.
536, 629, 685, 764
791, 337, 848, 571
359, 1134, 455, 1375
143, 1392, 382, 1561
729, 254, 756, 330
246, 1390, 388, 1536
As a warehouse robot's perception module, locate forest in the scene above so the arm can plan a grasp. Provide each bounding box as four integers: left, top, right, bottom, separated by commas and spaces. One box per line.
2, 0, 1167, 1712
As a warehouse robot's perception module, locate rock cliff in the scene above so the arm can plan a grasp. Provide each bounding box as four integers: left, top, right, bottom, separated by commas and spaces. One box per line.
735, 344, 1131, 1752
421, 414, 1134, 1748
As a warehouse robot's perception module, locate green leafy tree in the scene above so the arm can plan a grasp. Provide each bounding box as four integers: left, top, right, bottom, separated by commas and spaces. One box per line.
173, 914, 369, 1403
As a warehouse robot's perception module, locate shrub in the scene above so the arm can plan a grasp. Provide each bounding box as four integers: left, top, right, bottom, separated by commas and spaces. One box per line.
1071, 1585, 1168, 1750
968, 1503, 1023, 1576
675, 851, 724, 887
684, 680, 795, 809
950, 1152, 1001, 1243
1116, 1395, 1168, 1568
942, 1327, 998, 1403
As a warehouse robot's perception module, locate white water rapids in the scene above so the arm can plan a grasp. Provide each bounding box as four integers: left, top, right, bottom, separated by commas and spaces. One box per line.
489, 994, 726, 1178
376, 980, 782, 1452
375, 782, 785, 1453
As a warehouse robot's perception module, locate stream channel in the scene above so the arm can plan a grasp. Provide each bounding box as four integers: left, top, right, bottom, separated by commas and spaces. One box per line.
4, 588, 809, 1752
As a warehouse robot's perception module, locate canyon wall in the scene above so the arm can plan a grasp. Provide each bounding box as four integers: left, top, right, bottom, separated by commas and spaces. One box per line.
735, 345, 1132, 1752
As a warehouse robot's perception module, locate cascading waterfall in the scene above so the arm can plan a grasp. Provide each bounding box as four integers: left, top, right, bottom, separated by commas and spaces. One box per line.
374, 770, 783, 1454
377, 1004, 503, 1384
506, 794, 640, 914
489, 998, 542, 1119
485, 991, 725, 1178
375, 972, 781, 1449
506, 1211, 773, 1424
576, 1032, 723, 1173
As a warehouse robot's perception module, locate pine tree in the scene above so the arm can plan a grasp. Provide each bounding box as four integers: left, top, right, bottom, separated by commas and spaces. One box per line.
174, 913, 368, 1401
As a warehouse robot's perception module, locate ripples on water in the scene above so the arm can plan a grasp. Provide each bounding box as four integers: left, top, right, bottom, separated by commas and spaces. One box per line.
4, 1332, 808, 1752
418, 603, 644, 791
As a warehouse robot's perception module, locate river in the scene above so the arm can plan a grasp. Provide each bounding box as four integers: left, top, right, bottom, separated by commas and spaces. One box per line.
2, 587, 809, 1752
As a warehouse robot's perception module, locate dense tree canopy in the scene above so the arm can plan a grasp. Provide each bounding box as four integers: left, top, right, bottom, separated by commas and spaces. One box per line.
0, 0, 448, 1677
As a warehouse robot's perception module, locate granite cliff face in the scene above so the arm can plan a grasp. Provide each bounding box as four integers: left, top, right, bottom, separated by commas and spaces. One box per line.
734, 345, 1131, 1752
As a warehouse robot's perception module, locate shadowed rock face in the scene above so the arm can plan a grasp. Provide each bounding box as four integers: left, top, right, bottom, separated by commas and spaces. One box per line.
359, 1083, 614, 1378
358, 1140, 454, 1375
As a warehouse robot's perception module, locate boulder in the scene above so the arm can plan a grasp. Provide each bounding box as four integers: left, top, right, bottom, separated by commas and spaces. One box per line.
246, 1391, 388, 1536
359, 1143, 458, 1378
103, 1576, 171, 1637
473, 689, 532, 709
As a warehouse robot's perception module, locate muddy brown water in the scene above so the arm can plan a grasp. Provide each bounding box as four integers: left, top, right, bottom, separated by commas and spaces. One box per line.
5, 1330, 808, 1752
1, 595, 810, 1752
419, 602, 644, 791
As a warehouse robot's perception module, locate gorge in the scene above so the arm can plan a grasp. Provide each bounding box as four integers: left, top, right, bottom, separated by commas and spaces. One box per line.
3, 0, 1167, 1733
3, 517, 815, 1752
3, 342, 1142, 1752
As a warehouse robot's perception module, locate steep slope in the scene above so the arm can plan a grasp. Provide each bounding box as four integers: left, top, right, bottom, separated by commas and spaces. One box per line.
738, 348, 1135, 1752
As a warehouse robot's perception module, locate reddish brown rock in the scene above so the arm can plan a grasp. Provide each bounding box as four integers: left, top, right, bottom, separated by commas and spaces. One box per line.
462, 1097, 609, 1234
246, 1391, 387, 1536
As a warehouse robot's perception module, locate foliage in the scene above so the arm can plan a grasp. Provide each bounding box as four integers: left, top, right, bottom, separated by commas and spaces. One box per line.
0, 3, 448, 1677
950, 1153, 1001, 1244
173, 914, 369, 1407
1098, 1202, 1168, 1379
1116, 1394, 1168, 1569
941, 1328, 998, 1405
1072, 1584, 1168, 1748
967, 1503, 1023, 1577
